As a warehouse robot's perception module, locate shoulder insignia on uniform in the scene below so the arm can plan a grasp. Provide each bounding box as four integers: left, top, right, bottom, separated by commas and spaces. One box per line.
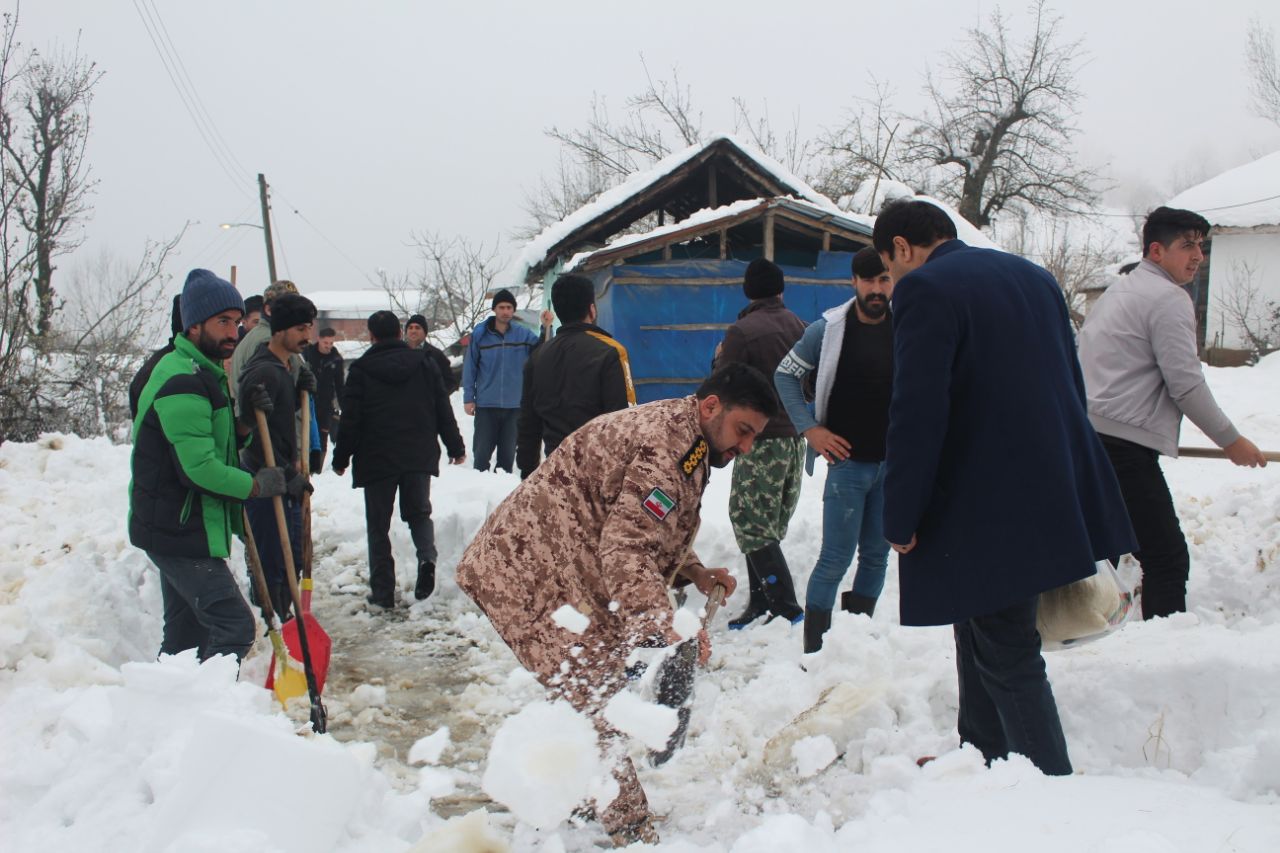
642, 487, 676, 521
679, 437, 708, 478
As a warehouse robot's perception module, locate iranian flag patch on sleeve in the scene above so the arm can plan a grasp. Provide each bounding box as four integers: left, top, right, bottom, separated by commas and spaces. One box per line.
642, 487, 676, 521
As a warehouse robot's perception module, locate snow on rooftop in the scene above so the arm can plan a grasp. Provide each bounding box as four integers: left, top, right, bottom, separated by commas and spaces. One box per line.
503, 133, 841, 286
307, 289, 407, 314
1166, 149, 1280, 228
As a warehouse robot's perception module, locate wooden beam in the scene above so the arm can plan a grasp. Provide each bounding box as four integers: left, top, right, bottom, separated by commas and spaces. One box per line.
708, 166, 718, 207
719, 228, 727, 260
764, 211, 776, 260
822, 232, 831, 251
662, 244, 672, 260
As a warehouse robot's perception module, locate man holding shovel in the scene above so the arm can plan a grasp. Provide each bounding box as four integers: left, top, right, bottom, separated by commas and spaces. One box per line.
456, 363, 774, 845
238, 293, 317, 622
129, 269, 294, 662
1078, 206, 1268, 619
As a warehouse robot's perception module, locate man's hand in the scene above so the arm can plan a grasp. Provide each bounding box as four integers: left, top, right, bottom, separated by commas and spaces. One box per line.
449, 454, 466, 465
804, 425, 851, 463
250, 466, 287, 498
296, 364, 317, 397
245, 383, 273, 415
284, 472, 313, 501
685, 565, 737, 599
890, 533, 917, 554
332, 464, 347, 477
540, 309, 554, 328
464, 402, 476, 416
1224, 436, 1268, 468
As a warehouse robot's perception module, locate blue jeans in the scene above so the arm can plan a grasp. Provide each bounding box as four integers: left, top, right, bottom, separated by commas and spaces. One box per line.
804, 459, 890, 611
473, 407, 519, 473
954, 597, 1072, 775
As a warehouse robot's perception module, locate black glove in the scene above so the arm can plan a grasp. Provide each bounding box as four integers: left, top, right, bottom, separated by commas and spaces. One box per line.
251, 466, 287, 498
245, 383, 273, 415
284, 471, 313, 501
296, 364, 317, 397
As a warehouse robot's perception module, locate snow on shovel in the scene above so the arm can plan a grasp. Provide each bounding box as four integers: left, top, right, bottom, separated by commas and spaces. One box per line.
243, 508, 308, 706
255, 408, 328, 734
647, 583, 726, 767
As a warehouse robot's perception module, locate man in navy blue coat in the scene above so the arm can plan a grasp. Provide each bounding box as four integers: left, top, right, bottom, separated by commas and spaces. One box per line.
873, 200, 1135, 775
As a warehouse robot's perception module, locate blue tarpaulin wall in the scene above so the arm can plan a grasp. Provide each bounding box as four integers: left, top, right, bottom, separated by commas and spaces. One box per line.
591, 254, 858, 403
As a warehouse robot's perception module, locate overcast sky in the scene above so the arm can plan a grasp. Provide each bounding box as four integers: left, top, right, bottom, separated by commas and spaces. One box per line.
16, 0, 1280, 296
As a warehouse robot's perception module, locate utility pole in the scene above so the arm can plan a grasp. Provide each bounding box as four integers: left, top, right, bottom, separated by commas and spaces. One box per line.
258, 173, 279, 284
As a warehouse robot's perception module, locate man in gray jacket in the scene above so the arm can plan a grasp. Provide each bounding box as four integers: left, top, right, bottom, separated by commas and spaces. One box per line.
1077, 206, 1267, 619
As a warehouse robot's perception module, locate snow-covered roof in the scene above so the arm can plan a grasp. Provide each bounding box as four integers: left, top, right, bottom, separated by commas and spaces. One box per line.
503, 133, 839, 286
307, 289, 411, 316
1166, 149, 1280, 228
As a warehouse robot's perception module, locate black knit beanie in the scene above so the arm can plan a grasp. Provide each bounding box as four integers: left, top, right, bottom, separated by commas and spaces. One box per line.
491, 288, 517, 310
406, 313, 428, 331
180, 269, 244, 328
743, 258, 784, 299
269, 293, 317, 332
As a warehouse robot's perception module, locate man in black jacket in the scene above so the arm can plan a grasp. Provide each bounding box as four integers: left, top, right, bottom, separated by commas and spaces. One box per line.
302, 327, 345, 472
715, 258, 806, 628
406, 313, 459, 394
332, 310, 466, 607
238, 293, 317, 621
516, 274, 635, 479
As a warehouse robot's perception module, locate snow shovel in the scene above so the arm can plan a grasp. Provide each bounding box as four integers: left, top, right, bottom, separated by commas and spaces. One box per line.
243, 508, 308, 705
269, 391, 332, 693
1178, 445, 1280, 463
255, 408, 328, 734
648, 583, 726, 766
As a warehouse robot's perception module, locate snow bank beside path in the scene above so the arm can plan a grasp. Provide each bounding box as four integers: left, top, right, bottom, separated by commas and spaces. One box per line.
2, 358, 1278, 851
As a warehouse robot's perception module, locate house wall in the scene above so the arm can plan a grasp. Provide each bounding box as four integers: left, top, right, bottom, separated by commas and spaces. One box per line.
1204, 229, 1280, 352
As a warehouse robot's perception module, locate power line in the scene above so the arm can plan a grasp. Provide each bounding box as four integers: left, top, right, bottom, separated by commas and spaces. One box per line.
142, 0, 252, 183
272, 186, 382, 287
1065, 192, 1280, 219
131, 0, 249, 195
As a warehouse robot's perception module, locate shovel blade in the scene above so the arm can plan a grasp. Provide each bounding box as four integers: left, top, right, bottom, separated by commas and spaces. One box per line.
269, 653, 310, 705
280, 613, 332, 694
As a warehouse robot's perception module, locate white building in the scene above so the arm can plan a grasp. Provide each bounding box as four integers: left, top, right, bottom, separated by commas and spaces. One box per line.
1167, 150, 1280, 354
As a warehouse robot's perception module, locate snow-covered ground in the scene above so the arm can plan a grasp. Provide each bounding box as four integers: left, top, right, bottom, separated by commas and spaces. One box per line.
2, 355, 1278, 852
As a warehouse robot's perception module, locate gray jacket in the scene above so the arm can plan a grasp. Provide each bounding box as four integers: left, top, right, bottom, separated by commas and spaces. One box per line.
1077, 260, 1238, 456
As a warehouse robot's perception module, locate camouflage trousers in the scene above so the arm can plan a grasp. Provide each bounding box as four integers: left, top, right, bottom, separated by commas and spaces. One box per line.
471, 599, 649, 834
729, 436, 805, 553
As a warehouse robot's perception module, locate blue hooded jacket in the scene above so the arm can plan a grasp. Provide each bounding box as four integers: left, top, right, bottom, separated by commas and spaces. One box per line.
463, 316, 540, 408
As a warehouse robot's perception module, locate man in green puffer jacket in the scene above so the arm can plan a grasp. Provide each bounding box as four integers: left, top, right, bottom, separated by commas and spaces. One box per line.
129, 269, 292, 662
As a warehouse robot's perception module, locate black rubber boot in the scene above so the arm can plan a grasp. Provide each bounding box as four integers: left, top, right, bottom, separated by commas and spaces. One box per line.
755, 543, 804, 623
803, 606, 833, 653
414, 561, 436, 601
728, 557, 770, 630
840, 590, 878, 617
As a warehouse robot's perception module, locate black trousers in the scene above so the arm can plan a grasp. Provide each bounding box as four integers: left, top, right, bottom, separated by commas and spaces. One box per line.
1100, 435, 1190, 619
955, 597, 1071, 775
364, 471, 435, 603
148, 552, 255, 661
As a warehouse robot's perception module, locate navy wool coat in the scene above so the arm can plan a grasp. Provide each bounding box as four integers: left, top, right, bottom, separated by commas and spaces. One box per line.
883, 240, 1136, 627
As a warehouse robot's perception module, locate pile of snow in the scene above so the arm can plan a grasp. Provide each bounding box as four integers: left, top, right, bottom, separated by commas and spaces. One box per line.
2, 356, 1278, 850
1167, 149, 1280, 228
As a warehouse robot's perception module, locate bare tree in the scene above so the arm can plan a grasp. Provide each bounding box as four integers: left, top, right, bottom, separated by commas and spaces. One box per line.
816, 78, 904, 211
1215, 258, 1280, 360
898, 1, 1101, 227
1246, 17, 1280, 127
0, 7, 101, 336
381, 232, 507, 344
999, 209, 1123, 328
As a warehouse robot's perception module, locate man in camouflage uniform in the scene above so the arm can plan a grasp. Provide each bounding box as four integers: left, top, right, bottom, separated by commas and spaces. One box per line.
715, 258, 807, 627
456, 363, 778, 844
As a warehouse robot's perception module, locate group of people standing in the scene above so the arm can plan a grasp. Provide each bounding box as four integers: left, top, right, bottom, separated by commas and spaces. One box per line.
125, 198, 1267, 846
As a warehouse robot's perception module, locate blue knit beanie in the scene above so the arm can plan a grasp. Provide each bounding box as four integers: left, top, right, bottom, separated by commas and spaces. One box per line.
180, 269, 244, 328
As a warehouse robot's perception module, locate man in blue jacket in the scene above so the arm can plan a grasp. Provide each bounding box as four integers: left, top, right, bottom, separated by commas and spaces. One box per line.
874, 200, 1135, 776
462, 289, 540, 473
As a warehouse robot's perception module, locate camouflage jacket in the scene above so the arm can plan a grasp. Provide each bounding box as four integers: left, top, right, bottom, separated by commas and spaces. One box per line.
456, 396, 711, 651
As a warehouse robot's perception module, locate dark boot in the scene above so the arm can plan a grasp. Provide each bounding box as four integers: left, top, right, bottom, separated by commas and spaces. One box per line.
840, 590, 877, 617
728, 556, 770, 630
414, 561, 436, 601
803, 607, 832, 653
755, 543, 804, 623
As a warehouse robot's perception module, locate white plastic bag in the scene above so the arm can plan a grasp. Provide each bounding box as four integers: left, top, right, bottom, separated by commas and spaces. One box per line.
1037, 559, 1136, 651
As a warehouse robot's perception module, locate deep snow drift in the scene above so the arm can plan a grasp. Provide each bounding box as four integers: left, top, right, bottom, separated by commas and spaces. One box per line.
2, 355, 1278, 851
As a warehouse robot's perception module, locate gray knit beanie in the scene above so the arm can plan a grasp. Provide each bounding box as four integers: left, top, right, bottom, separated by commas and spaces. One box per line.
180, 269, 244, 328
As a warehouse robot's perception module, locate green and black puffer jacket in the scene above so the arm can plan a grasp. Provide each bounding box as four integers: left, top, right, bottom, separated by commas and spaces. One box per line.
129, 335, 254, 558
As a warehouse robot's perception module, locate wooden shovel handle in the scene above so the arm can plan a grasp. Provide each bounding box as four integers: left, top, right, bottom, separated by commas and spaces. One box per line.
703, 584, 727, 625
1178, 446, 1280, 462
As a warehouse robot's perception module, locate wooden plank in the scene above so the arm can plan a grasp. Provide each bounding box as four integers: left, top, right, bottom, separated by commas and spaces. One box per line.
822, 232, 831, 251
764, 211, 775, 260
638, 323, 732, 331
708, 166, 718, 207
719, 228, 727, 260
